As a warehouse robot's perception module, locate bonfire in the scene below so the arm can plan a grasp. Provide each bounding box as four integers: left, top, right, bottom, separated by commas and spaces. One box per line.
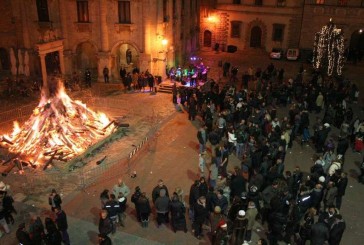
0, 78, 116, 171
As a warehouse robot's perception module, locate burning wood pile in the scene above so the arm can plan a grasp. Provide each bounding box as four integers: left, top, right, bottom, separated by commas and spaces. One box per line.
0, 79, 117, 173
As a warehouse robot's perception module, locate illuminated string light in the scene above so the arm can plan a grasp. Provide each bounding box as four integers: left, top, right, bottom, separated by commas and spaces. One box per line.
313, 20, 345, 76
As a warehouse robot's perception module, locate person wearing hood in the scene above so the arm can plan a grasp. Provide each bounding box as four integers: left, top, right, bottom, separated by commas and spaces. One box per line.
155, 189, 170, 227
213, 220, 229, 245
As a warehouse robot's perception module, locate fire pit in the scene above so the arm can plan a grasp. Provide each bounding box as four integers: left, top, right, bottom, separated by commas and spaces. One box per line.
0, 79, 118, 173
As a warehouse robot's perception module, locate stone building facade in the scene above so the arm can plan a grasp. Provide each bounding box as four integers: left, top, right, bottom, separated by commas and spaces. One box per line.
0, 0, 200, 83
200, 0, 364, 55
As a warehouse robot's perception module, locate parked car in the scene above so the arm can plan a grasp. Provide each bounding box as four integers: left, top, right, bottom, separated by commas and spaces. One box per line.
286, 48, 300, 61
270, 48, 284, 59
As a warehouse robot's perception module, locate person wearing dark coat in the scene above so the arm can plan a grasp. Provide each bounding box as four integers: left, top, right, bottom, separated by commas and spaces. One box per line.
29, 215, 45, 245
230, 167, 246, 200
131, 186, 142, 222
188, 96, 197, 121
99, 210, 113, 236
336, 136, 349, 158
231, 210, 248, 245
136, 192, 151, 228
152, 180, 169, 204
310, 220, 329, 245
335, 172, 348, 210
48, 189, 62, 212
267, 211, 287, 245
44, 217, 62, 245
328, 214, 346, 245
198, 177, 208, 197
54, 207, 70, 245
169, 192, 187, 232
16, 223, 32, 245
98, 233, 112, 245
215, 190, 228, 215
189, 180, 200, 207
193, 196, 209, 239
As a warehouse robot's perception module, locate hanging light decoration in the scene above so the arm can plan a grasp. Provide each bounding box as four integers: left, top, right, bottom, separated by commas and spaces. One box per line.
313, 19, 345, 76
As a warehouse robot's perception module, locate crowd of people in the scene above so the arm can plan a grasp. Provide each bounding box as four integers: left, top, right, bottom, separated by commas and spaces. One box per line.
0, 185, 70, 245
1, 59, 362, 244
172, 62, 358, 244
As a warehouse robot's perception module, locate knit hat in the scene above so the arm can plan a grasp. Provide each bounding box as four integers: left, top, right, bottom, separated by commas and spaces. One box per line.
238, 210, 246, 217
324, 123, 330, 128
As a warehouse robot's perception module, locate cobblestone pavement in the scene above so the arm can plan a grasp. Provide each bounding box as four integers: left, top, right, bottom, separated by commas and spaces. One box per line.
1, 50, 364, 244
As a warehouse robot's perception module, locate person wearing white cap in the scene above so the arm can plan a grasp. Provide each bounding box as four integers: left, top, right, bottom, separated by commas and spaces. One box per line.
231, 209, 248, 245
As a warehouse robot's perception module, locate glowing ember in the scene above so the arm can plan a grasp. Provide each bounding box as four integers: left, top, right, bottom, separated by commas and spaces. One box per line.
1, 79, 116, 167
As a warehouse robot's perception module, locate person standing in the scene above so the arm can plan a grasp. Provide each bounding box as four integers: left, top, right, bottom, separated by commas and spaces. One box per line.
169, 192, 187, 232
197, 124, 207, 153
44, 217, 62, 245
16, 223, 32, 245
155, 189, 170, 227
85, 69, 92, 87
231, 210, 248, 245
336, 172, 348, 210
328, 214, 346, 245
48, 189, 62, 212
112, 178, 130, 198
136, 192, 152, 228
245, 202, 258, 243
29, 215, 45, 245
103, 66, 109, 83
131, 186, 142, 222
98, 233, 112, 245
310, 219, 329, 245
193, 196, 209, 239
104, 194, 120, 232
172, 83, 178, 104
152, 180, 169, 204
54, 207, 70, 245
98, 210, 113, 237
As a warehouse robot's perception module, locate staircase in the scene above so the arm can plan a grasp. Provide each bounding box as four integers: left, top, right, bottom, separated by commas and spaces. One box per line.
158, 82, 174, 93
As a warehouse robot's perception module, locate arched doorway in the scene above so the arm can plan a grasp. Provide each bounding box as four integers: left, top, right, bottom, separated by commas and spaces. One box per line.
75, 42, 98, 74
0, 48, 10, 71
111, 43, 139, 78
250, 26, 262, 48
203, 30, 212, 47
348, 30, 364, 62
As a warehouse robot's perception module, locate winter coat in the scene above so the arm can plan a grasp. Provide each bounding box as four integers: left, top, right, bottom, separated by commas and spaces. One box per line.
155, 190, 170, 213
336, 177, 348, 196
136, 196, 151, 215
55, 210, 68, 231
189, 184, 200, 206
230, 175, 246, 199
113, 183, 130, 197
324, 187, 338, 207
310, 222, 329, 245
169, 199, 186, 221
193, 202, 209, 224
98, 217, 113, 235
16, 228, 33, 245
152, 185, 169, 203
328, 162, 341, 176
48, 194, 62, 208
246, 207, 258, 230
231, 217, 248, 245
328, 218, 346, 245
336, 138, 349, 156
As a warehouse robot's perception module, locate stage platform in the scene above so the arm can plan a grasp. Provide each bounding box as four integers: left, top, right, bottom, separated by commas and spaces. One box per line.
157, 79, 207, 93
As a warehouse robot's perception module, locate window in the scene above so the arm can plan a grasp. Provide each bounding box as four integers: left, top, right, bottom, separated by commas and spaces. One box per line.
272, 24, 285, 41
118, 1, 131, 24
233, 0, 241, 4
231, 21, 241, 38
337, 0, 348, 5
255, 0, 263, 6
277, 0, 286, 7
36, 0, 49, 22
316, 0, 324, 4
77, 1, 89, 23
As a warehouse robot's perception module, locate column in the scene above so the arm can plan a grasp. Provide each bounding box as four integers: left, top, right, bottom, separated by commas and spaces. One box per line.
59, 49, 65, 75
39, 53, 48, 94
100, 0, 109, 52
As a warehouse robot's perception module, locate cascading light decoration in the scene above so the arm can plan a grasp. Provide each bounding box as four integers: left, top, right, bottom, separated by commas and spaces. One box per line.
313, 19, 345, 77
